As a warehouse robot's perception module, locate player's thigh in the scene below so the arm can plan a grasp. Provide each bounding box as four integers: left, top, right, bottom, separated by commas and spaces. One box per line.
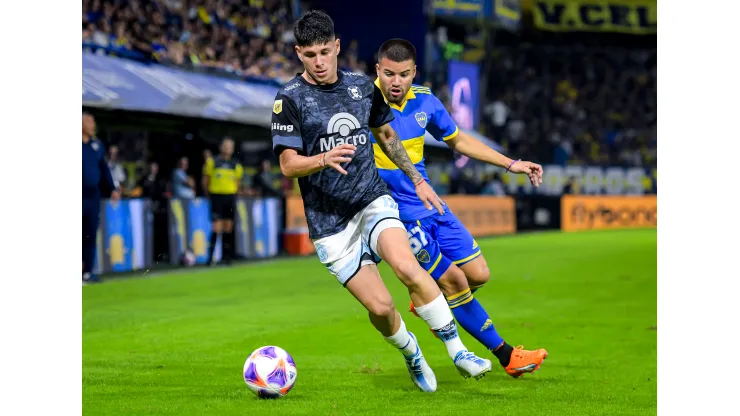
313, 212, 372, 287
360, 196, 422, 281
344, 263, 395, 317
404, 219, 453, 283
437, 212, 483, 272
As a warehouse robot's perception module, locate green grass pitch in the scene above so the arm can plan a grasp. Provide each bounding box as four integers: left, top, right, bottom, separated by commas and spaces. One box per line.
83, 229, 657, 415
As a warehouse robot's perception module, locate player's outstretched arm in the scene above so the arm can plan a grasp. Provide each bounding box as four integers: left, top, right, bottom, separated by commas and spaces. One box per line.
278, 144, 357, 178
371, 123, 444, 214
446, 132, 544, 187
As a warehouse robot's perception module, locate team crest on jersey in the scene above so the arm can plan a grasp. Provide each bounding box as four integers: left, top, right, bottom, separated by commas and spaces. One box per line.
91, 141, 99, 151
416, 249, 431, 263
347, 86, 362, 100
273, 100, 283, 114
415, 112, 428, 128
316, 244, 328, 263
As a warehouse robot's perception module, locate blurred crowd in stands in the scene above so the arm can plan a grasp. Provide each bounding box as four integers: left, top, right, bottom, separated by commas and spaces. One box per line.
82, 0, 368, 83
83, 2, 656, 197
482, 45, 657, 169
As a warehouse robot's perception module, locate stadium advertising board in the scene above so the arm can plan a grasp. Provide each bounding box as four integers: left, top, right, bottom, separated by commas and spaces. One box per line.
96, 199, 153, 273
168, 197, 280, 265
251, 198, 281, 258
514, 195, 562, 232
561, 195, 657, 232
445, 196, 517, 237
530, 0, 657, 34
448, 61, 480, 131
502, 165, 656, 196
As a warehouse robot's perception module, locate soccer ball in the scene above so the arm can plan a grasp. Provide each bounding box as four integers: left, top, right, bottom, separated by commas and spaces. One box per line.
243, 346, 297, 399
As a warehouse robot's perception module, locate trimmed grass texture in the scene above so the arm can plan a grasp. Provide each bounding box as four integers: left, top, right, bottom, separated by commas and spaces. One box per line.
83, 229, 657, 415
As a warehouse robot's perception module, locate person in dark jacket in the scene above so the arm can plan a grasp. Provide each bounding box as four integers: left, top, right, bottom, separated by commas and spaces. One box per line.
82, 113, 119, 283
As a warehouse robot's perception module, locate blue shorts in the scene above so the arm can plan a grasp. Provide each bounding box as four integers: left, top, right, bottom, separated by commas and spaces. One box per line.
404, 211, 482, 280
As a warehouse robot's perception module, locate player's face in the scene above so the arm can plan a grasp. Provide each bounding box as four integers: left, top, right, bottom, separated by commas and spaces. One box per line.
82, 114, 96, 136
376, 57, 416, 105
296, 38, 340, 84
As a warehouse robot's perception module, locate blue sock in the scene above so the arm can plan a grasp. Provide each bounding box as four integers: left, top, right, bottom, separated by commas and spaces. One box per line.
446, 288, 504, 352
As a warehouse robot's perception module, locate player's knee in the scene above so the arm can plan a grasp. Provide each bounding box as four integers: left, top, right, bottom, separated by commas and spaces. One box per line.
392, 260, 424, 286
366, 296, 395, 318
438, 266, 469, 297
467, 261, 490, 287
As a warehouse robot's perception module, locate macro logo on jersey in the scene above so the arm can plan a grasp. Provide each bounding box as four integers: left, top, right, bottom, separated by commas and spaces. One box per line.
415, 112, 428, 128
320, 112, 368, 152
273, 100, 283, 114
347, 86, 362, 100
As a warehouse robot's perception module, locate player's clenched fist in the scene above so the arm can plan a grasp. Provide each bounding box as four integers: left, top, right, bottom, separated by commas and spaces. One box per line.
320, 144, 356, 175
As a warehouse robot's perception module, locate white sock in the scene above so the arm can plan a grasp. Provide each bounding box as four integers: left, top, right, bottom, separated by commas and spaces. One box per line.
384, 319, 417, 357
414, 293, 467, 360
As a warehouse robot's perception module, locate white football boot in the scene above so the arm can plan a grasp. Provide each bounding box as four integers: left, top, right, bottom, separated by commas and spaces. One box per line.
402, 332, 437, 392
453, 350, 493, 380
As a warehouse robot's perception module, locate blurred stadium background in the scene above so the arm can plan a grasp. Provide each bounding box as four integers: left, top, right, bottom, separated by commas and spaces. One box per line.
83, 0, 657, 414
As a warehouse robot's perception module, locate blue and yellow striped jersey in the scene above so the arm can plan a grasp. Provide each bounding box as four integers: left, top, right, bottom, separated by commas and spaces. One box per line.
370, 80, 459, 222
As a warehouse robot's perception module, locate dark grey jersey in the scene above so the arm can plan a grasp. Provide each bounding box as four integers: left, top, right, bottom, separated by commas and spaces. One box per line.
272, 71, 395, 239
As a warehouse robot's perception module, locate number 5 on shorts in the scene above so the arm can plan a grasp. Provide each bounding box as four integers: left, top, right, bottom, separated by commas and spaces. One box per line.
407, 226, 428, 255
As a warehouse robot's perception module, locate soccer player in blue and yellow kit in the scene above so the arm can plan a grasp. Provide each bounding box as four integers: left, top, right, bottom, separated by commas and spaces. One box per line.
372, 39, 548, 378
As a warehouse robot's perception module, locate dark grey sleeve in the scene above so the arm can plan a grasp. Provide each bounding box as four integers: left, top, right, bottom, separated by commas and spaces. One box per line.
368, 84, 395, 128
271, 94, 303, 155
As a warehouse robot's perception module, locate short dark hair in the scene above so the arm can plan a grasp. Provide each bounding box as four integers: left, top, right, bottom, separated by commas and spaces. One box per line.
377, 39, 417, 63
294, 10, 335, 47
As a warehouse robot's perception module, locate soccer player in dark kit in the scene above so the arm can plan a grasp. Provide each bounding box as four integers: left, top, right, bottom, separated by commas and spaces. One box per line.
270, 11, 491, 393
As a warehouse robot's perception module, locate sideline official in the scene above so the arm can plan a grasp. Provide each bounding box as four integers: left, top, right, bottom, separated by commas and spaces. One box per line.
82, 113, 119, 283
202, 137, 243, 265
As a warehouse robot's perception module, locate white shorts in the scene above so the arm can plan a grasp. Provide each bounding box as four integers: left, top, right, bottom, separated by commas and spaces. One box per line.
313, 195, 405, 286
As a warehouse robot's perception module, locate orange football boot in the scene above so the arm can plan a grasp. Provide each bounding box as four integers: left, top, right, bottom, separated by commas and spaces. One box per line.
408, 301, 439, 339
503, 345, 548, 378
